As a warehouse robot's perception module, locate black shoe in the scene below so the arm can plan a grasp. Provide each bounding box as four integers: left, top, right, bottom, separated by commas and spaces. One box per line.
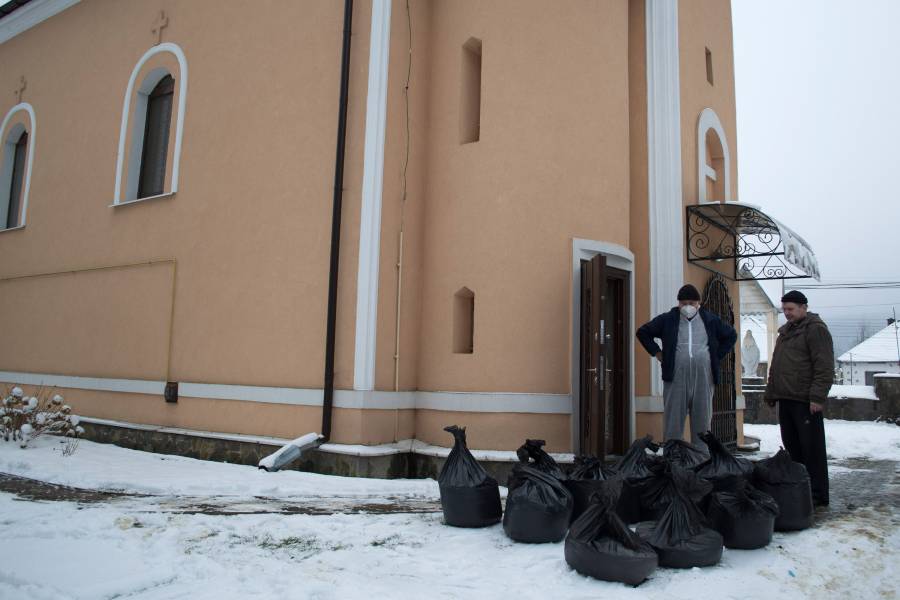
813, 499, 830, 508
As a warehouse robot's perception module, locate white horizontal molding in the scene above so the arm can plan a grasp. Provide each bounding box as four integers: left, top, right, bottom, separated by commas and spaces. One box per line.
178, 382, 322, 406
0, 371, 164, 395
0, 0, 80, 44
334, 390, 416, 410
0, 371, 571, 414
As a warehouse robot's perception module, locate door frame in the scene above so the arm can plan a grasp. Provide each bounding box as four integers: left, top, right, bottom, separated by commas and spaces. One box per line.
571, 239, 635, 455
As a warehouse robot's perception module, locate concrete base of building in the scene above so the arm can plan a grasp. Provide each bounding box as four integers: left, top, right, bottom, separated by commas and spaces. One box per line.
80, 420, 574, 482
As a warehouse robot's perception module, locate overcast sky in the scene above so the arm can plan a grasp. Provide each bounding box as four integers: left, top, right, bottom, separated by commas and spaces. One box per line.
732, 0, 900, 356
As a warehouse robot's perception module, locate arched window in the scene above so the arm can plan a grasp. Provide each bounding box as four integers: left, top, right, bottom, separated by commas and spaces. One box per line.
138, 75, 174, 199
696, 108, 731, 204
0, 103, 35, 230
5, 130, 27, 228
114, 43, 188, 205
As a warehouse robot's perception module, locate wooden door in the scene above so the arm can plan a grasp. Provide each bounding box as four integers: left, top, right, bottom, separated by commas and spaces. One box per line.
580, 254, 607, 458
604, 268, 630, 456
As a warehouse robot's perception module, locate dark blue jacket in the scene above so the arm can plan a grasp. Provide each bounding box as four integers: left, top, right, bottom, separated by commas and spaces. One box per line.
636, 307, 737, 384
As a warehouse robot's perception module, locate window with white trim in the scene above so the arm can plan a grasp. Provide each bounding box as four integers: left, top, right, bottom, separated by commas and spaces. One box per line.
114, 43, 188, 205
696, 108, 731, 204
0, 104, 34, 230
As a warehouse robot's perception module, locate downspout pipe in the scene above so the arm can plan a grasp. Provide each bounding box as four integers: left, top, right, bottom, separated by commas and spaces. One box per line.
322, 0, 354, 442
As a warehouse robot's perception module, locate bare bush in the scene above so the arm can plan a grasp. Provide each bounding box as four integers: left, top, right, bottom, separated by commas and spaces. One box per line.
1, 386, 84, 449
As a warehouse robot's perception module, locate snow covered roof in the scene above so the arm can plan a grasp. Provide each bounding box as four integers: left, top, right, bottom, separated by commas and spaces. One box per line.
740, 279, 778, 314
837, 321, 900, 363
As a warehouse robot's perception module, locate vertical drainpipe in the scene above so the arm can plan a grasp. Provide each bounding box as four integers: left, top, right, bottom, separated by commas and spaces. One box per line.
323, 0, 354, 442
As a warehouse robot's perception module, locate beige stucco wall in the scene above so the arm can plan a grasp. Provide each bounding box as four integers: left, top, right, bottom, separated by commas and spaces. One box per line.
415, 0, 632, 399
0, 0, 744, 452
0, 0, 377, 438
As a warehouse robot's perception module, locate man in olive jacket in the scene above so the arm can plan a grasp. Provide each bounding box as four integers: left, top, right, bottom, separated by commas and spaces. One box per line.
765, 290, 834, 506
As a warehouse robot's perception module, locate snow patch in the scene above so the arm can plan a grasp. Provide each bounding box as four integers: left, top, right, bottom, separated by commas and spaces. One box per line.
828, 385, 878, 401
745, 420, 900, 461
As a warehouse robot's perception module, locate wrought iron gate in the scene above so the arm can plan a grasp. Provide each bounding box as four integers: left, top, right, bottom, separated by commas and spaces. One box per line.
703, 273, 737, 447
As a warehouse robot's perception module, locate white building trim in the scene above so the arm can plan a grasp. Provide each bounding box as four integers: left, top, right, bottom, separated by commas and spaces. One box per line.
113, 42, 188, 205
645, 0, 684, 397
0, 370, 571, 414
0, 371, 164, 396
696, 107, 732, 203
353, 0, 392, 391
0, 0, 80, 44
0, 102, 36, 228
570, 238, 636, 452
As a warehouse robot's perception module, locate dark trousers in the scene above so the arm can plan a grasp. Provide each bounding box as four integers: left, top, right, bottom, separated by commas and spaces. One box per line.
778, 399, 829, 504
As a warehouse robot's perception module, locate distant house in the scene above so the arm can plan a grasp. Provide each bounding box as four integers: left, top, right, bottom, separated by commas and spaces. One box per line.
838, 320, 900, 385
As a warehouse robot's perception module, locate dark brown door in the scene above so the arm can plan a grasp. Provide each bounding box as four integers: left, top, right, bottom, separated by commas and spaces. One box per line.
580, 254, 607, 458
580, 256, 629, 459
604, 267, 630, 456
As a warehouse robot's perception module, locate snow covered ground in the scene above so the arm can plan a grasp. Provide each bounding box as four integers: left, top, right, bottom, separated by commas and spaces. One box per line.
745, 419, 900, 460
0, 420, 897, 600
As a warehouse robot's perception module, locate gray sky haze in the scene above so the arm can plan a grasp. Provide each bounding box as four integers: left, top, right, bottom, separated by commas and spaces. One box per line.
732, 0, 900, 357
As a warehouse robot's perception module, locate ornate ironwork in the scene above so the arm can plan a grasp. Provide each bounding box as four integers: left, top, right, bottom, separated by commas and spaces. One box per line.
686, 203, 820, 281
703, 273, 737, 448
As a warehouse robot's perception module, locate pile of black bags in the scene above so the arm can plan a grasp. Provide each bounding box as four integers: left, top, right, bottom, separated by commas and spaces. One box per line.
635, 485, 724, 569
614, 435, 662, 523
434, 426, 816, 586
564, 480, 658, 586
503, 439, 573, 543
694, 431, 754, 491
637, 461, 712, 522
564, 455, 617, 522
437, 425, 502, 528
663, 438, 708, 468
753, 449, 814, 531
706, 478, 779, 549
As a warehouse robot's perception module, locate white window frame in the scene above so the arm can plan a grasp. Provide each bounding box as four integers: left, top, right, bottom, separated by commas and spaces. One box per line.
0, 103, 36, 231
697, 107, 731, 204
113, 43, 188, 206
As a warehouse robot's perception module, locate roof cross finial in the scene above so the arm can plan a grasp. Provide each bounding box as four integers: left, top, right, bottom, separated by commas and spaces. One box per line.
152, 10, 169, 45
14, 75, 26, 103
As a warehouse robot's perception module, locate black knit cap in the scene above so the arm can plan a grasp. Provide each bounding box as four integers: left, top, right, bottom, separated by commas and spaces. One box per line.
677, 284, 701, 301
781, 290, 808, 305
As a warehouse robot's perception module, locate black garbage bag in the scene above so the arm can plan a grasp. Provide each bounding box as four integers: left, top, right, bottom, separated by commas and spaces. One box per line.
635, 490, 723, 568
565, 481, 658, 586
503, 463, 573, 543
663, 439, 708, 469
564, 456, 618, 522
706, 478, 779, 549
614, 435, 662, 523
693, 431, 754, 491
437, 425, 502, 528
516, 439, 568, 481
753, 449, 814, 531
638, 462, 712, 522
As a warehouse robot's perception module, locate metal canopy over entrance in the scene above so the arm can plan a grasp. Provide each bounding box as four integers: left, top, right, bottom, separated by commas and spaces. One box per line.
686, 202, 821, 281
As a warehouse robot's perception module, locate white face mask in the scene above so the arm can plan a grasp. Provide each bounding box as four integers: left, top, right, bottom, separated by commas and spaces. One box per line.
680, 305, 698, 319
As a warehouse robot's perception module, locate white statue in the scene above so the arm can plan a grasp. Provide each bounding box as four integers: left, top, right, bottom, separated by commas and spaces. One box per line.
742, 330, 761, 378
